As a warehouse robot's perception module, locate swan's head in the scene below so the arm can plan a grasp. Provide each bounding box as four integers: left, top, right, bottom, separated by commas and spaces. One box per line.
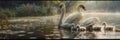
102, 22, 107, 26
59, 3, 65, 11
78, 5, 86, 11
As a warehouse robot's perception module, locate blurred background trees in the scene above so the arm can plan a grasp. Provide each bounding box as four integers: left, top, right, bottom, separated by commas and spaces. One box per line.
0, 1, 86, 17
0, 1, 119, 18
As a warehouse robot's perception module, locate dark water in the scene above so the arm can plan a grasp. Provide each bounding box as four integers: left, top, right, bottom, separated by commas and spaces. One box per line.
0, 30, 45, 39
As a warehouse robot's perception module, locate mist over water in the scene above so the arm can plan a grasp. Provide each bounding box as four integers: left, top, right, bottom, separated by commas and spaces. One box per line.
84, 1, 120, 12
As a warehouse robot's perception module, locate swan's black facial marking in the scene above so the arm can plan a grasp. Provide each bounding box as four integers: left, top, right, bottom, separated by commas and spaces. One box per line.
59, 3, 65, 10
59, 4, 63, 9
102, 22, 107, 28
78, 5, 86, 11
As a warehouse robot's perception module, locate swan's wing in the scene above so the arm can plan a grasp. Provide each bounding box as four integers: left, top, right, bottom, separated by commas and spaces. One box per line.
63, 12, 83, 23
80, 17, 100, 27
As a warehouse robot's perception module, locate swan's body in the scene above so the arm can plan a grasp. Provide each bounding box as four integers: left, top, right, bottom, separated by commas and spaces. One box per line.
92, 25, 105, 32
102, 22, 115, 32
63, 12, 83, 24
80, 17, 100, 27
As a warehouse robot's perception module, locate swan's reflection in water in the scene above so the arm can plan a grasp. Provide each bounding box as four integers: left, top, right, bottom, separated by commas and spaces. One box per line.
74, 32, 96, 39
73, 31, 120, 39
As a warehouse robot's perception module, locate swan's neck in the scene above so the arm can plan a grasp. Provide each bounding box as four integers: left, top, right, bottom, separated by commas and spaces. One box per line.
77, 7, 81, 13
58, 7, 65, 27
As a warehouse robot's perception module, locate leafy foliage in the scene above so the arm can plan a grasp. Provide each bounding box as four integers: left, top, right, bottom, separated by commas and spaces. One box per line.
0, 9, 16, 18
0, 1, 86, 17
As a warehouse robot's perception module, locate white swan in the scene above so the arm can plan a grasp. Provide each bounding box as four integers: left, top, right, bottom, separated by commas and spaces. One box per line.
58, 3, 100, 38
58, 3, 86, 38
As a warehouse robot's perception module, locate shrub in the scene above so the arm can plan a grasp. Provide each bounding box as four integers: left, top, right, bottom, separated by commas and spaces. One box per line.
47, 6, 57, 16
0, 9, 16, 18
15, 3, 57, 17
16, 4, 40, 17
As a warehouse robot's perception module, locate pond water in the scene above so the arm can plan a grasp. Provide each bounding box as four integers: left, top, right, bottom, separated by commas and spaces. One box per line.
1, 12, 120, 39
